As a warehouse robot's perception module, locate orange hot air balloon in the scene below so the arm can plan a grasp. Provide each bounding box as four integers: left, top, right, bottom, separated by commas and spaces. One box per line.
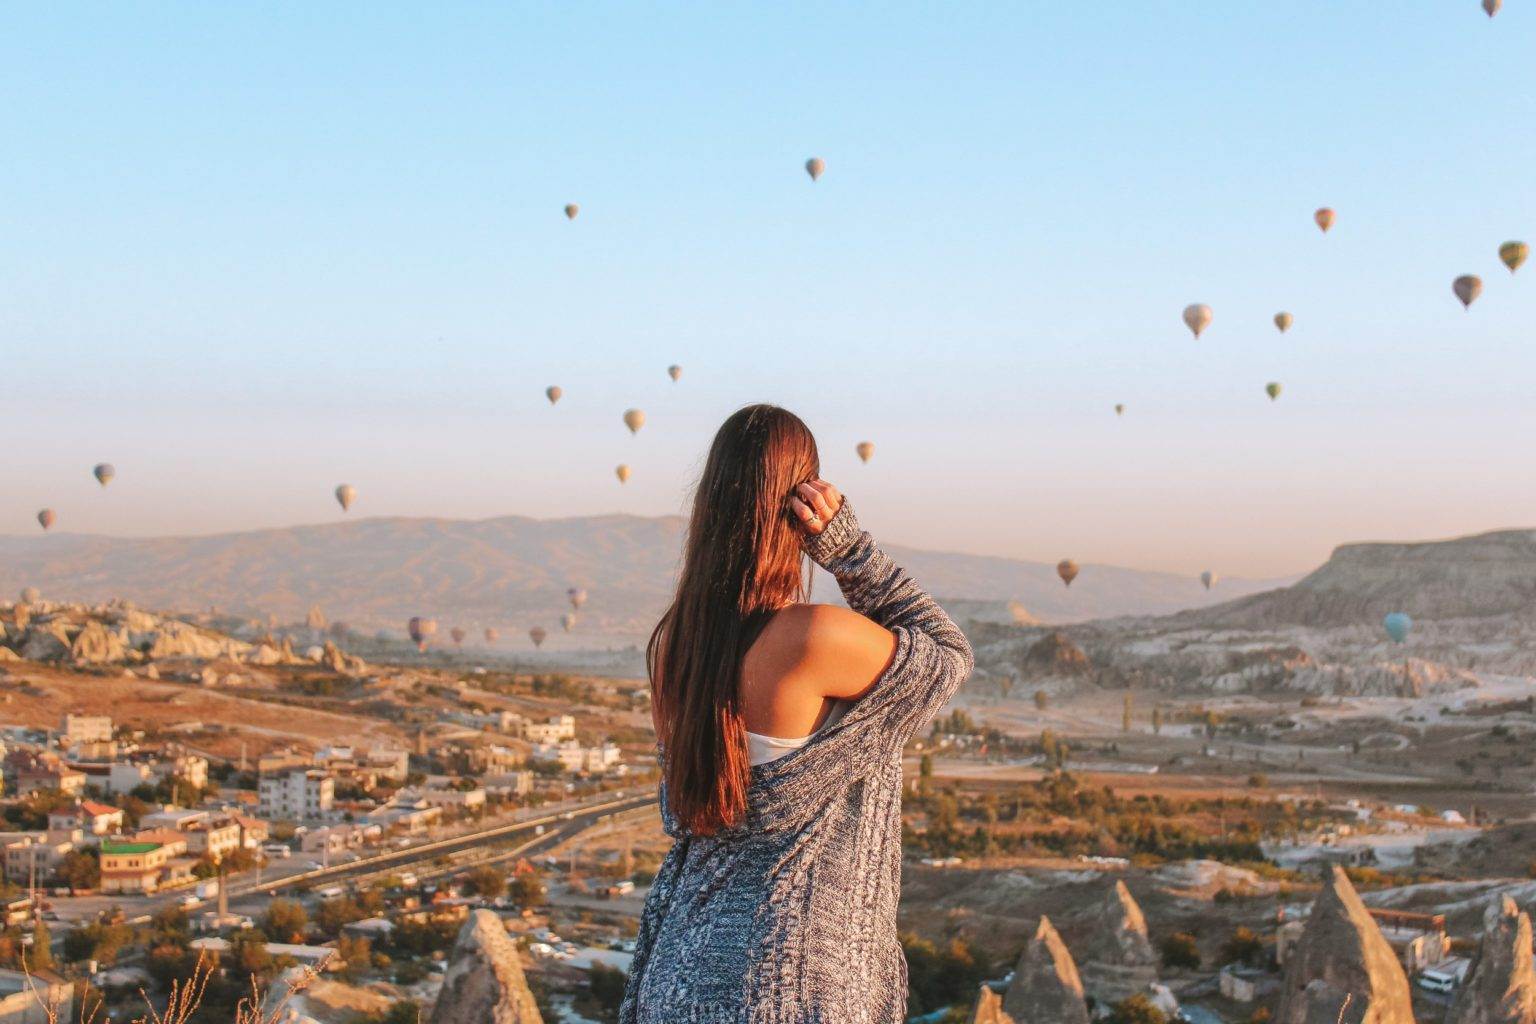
408, 617, 437, 652
1314, 207, 1335, 233
615, 464, 631, 484
1057, 560, 1079, 587
1483, 0, 1501, 16
856, 441, 875, 464
1273, 312, 1293, 333
484, 627, 499, 643
37, 509, 55, 531
805, 157, 825, 181
1183, 304, 1212, 339
529, 626, 548, 648
567, 588, 587, 610
623, 409, 645, 435
564, 204, 579, 220
1499, 241, 1527, 273
546, 386, 563, 405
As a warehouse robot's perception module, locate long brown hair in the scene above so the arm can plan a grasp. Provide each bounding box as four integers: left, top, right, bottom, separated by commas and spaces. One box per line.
648, 404, 820, 835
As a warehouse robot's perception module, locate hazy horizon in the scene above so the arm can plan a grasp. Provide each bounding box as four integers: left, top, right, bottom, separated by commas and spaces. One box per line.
6, 3, 1533, 578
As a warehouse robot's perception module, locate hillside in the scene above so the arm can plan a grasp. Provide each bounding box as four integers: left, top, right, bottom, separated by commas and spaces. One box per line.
1170, 528, 1536, 630
0, 515, 1281, 646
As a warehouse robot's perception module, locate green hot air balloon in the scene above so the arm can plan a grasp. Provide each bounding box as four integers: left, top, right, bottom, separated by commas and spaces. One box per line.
1453, 275, 1483, 309
1183, 304, 1213, 339
1265, 382, 1282, 401
1499, 241, 1527, 273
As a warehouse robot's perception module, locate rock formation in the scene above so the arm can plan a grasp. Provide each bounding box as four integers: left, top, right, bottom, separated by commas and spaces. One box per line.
1275, 866, 1413, 1024
969, 984, 1010, 1024
70, 620, 127, 663
1076, 880, 1158, 1003
429, 909, 543, 1024
1021, 631, 1091, 677
1448, 896, 1536, 1024
1003, 915, 1090, 1024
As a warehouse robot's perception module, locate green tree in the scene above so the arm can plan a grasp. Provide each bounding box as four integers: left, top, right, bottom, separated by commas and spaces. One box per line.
1122, 692, 1134, 733
464, 865, 507, 901
587, 963, 628, 1021
55, 848, 101, 891
1221, 926, 1264, 967
1106, 993, 1168, 1024
1151, 707, 1163, 736
27, 920, 53, 971
262, 898, 308, 943
1034, 689, 1049, 711
1159, 932, 1200, 970
336, 934, 372, 983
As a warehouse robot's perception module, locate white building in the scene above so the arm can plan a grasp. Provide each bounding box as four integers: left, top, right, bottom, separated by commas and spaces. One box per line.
533, 740, 622, 775
258, 770, 335, 821
61, 714, 113, 745
106, 762, 154, 796
523, 715, 577, 744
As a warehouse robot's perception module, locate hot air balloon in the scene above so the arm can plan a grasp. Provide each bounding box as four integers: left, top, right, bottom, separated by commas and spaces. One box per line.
546, 386, 563, 405
1484, 0, 1501, 16
667, 364, 682, 382
615, 464, 631, 484
529, 626, 548, 649
335, 484, 356, 512
1200, 571, 1217, 591
1453, 275, 1483, 309
623, 409, 646, 435
1499, 241, 1528, 273
1057, 560, 1079, 587
1273, 312, 1293, 333
564, 204, 579, 220
1383, 612, 1412, 643
37, 509, 55, 531
856, 441, 875, 464
1265, 382, 1282, 401
484, 627, 499, 643
805, 157, 825, 182
93, 463, 115, 487
1314, 207, 1335, 233
561, 612, 577, 633
1114, 404, 1125, 416
408, 617, 437, 652
1183, 304, 1213, 339
450, 627, 466, 647
568, 588, 588, 611
20, 586, 40, 604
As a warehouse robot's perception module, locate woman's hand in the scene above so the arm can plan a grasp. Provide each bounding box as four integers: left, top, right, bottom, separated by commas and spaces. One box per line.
789, 479, 843, 536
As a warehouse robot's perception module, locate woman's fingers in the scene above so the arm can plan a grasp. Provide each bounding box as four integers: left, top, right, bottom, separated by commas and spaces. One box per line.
797, 483, 834, 522
789, 496, 823, 534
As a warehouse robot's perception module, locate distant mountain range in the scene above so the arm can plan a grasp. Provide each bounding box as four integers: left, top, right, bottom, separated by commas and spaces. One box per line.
0, 515, 1288, 647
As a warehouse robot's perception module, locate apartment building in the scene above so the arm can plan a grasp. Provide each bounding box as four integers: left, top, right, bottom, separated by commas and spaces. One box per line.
258, 770, 335, 821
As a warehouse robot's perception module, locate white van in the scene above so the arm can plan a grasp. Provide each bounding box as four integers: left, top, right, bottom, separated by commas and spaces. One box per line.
316, 885, 345, 900
1417, 969, 1457, 994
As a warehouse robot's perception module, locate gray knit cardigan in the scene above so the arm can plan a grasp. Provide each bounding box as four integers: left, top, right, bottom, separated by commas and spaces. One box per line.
620, 504, 975, 1023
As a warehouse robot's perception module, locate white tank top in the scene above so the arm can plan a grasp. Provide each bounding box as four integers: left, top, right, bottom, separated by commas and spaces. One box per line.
746, 701, 852, 766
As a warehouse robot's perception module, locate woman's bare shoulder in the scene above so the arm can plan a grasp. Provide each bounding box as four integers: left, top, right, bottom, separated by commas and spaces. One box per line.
763, 603, 896, 700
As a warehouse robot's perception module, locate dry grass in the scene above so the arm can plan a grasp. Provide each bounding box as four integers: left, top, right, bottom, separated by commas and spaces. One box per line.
24, 951, 330, 1024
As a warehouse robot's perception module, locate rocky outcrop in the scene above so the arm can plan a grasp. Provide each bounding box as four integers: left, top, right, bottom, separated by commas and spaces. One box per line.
1021, 631, 1091, 677
15, 623, 71, 662
1076, 880, 1158, 1002
969, 984, 1010, 1024
1448, 896, 1536, 1024
1003, 916, 1089, 1024
429, 909, 543, 1024
1275, 866, 1413, 1024
71, 620, 127, 664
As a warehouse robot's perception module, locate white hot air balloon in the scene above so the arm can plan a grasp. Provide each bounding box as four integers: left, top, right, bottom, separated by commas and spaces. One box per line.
1200, 570, 1217, 591
335, 484, 356, 512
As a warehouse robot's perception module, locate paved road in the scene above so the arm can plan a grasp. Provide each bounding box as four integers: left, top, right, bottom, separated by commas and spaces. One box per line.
49, 790, 658, 928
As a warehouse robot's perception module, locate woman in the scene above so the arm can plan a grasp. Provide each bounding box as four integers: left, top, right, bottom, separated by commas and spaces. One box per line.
621, 404, 974, 1022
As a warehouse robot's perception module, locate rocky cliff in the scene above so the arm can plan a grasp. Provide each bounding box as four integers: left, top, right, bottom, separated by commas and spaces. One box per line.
1075, 880, 1159, 1003
1275, 867, 1414, 1024
429, 910, 543, 1024
1448, 896, 1536, 1024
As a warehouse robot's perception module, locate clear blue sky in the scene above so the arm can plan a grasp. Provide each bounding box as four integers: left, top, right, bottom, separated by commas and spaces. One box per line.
3, 3, 1533, 577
